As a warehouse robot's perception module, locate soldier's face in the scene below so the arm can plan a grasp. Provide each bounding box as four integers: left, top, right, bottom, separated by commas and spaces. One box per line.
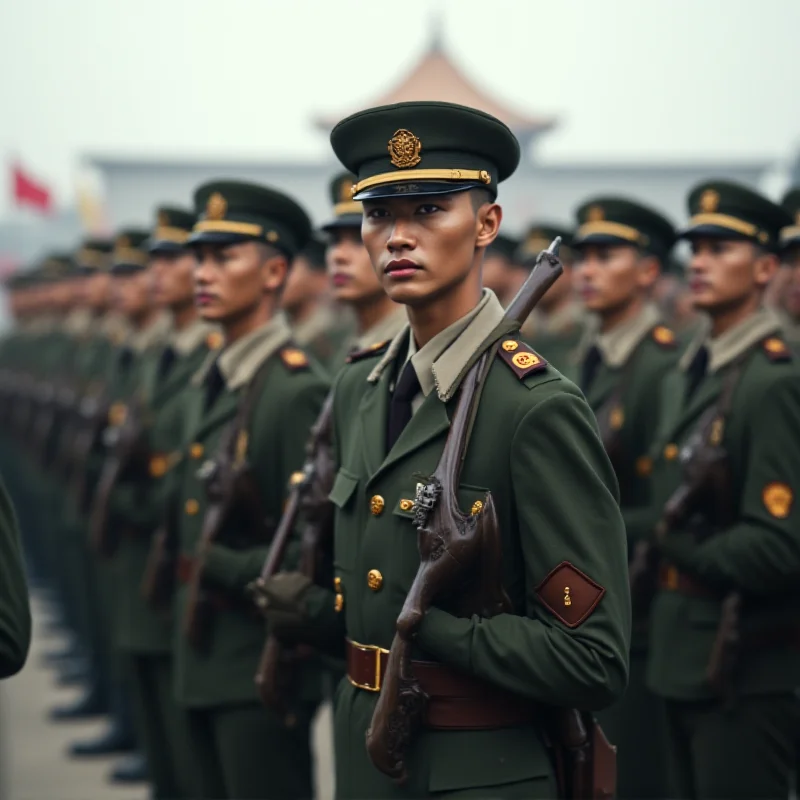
193, 241, 287, 324
113, 271, 154, 319
281, 255, 326, 314
687, 237, 777, 313
361, 191, 501, 308
326, 227, 385, 306
85, 272, 111, 312
150, 252, 197, 310
575, 244, 657, 314
779, 247, 800, 321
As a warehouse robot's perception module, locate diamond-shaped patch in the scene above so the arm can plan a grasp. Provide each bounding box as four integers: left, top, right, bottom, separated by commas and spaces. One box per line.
535, 561, 605, 628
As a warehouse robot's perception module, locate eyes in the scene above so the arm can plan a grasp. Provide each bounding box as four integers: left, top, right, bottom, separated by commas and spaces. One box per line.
364, 203, 442, 220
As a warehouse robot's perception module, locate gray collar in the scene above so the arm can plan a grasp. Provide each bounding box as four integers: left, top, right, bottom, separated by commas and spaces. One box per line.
367, 289, 506, 401
594, 303, 662, 368
170, 318, 217, 356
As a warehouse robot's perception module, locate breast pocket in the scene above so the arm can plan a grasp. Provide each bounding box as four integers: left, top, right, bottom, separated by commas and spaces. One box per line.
330, 467, 359, 571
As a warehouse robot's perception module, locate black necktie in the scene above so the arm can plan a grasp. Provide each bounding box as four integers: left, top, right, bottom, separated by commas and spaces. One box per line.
386, 361, 421, 451
686, 346, 709, 400
118, 346, 134, 376
581, 345, 603, 392
157, 346, 177, 380
204, 361, 226, 411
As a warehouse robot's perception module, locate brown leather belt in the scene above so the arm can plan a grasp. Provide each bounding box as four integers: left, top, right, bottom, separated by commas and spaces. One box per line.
659, 564, 718, 599
346, 639, 538, 731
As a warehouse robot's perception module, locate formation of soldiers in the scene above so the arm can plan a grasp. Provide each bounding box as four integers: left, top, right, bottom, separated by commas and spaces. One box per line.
0, 99, 798, 800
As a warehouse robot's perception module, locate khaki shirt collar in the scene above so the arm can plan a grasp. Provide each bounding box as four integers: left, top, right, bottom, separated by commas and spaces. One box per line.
594, 303, 662, 368
290, 304, 338, 347
129, 312, 172, 354
679, 308, 781, 374
62, 308, 94, 338
98, 312, 131, 344
354, 305, 408, 351
367, 289, 505, 402
194, 314, 292, 391
170, 318, 216, 356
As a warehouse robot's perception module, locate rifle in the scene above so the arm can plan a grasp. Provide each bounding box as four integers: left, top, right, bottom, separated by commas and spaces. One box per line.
365, 239, 616, 798
141, 495, 181, 610
249, 390, 336, 711
183, 361, 276, 653
89, 393, 152, 558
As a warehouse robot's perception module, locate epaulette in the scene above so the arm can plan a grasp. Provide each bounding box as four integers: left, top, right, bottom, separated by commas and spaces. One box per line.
346, 339, 390, 364
762, 336, 793, 362
651, 325, 677, 348
497, 338, 548, 379
206, 331, 224, 350
279, 347, 310, 371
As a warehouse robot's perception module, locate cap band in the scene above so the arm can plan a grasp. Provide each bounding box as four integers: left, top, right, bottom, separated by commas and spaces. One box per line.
154, 226, 191, 244
687, 213, 765, 241
194, 220, 264, 237
334, 201, 362, 217
780, 225, 800, 244
354, 168, 491, 197
77, 248, 109, 269
114, 247, 149, 266
577, 221, 648, 246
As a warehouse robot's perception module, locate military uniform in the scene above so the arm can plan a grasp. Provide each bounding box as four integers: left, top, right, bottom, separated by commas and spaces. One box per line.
778, 189, 800, 348
642, 182, 800, 799
170, 181, 329, 798
572, 198, 682, 798
302, 101, 631, 799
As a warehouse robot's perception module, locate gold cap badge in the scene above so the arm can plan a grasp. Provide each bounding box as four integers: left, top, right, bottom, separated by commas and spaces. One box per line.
699, 189, 720, 213
587, 205, 604, 222
762, 482, 793, 519
206, 192, 227, 220
388, 129, 422, 169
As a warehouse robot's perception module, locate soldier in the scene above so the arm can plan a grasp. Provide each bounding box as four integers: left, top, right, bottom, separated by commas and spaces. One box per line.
171, 180, 329, 799
259, 101, 631, 799
479, 231, 520, 306
0, 476, 31, 678
640, 181, 800, 799
282, 233, 353, 371
516, 224, 585, 380
321, 172, 407, 364
572, 197, 681, 798
777, 188, 800, 347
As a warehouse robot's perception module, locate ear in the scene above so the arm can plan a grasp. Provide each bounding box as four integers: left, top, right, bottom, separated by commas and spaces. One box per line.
476, 203, 503, 250
636, 253, 661, 291
753, 250, 779, 290
260, 252, 290, 294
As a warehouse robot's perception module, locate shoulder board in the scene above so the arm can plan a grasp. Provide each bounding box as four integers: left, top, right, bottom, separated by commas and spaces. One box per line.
279, 347, 310, 371
762, 336, 793, 362
205, 331, 225, 350
651, 325, 677, 348
346, 339, 390, 364
496, 338, 549, 380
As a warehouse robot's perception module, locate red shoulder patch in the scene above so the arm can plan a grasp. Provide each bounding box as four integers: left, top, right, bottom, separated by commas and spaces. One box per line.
652, 325, 677, 348
497, 339, 548, 379
535, 561, 605, 628
346, 339, 390, 364
279, 347, 310, 371
762, 337, 792, 362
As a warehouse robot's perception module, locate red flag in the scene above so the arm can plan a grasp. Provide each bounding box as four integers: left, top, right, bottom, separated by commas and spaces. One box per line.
11, 162, 52, 213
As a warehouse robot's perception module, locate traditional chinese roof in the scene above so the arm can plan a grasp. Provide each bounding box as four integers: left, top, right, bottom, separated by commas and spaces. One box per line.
313, 35, 556, 139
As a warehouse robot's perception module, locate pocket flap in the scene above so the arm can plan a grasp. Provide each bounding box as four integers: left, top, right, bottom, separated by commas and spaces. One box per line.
329, 468, 358, 509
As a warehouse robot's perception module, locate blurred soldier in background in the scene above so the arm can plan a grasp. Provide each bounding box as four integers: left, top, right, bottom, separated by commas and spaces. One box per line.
777, 188, 800, 348
478, 231, 520, 306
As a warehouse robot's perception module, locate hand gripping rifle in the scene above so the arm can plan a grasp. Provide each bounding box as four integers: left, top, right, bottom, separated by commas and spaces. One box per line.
249, 390, 336, 712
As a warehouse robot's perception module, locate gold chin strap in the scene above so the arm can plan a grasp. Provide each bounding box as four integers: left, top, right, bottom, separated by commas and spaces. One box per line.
353, 168, 491, 196
154, 226, 190, 244
688, 213, 767, 243
576, 220, 648, 246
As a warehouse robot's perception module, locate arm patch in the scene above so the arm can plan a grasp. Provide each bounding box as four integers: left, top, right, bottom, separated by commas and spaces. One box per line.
536, 561, 606, 628
497, 339, 549, 379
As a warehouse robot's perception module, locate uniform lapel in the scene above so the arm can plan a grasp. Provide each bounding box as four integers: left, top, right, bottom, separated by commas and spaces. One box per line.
585, 365, 618, 412
667, 372, 722, 443
191, 389, 240, 443
152, 350, 204, 408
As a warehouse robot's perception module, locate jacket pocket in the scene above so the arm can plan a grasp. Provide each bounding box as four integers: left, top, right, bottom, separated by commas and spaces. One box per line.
331, 467, 360, 571
329, 467, 358, 509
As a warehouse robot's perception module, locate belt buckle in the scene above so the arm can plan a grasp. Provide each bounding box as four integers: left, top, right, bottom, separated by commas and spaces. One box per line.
665, 565, 679, 591
348, 639, 389, 693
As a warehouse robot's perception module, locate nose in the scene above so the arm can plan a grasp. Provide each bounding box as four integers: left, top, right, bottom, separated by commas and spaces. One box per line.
194, 256, 215, 284
387, 218, 415, 252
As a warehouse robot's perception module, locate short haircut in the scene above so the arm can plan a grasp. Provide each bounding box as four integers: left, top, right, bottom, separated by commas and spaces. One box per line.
470, 188, 492, 213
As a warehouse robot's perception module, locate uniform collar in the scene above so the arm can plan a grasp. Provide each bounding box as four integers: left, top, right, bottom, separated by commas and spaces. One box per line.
367, 289, 505, 402
128, 312, 172, 354
62, 308, 94, 338
98, 311, 132, 344
170, 318, 217, 356
290, 303, 339, 347
354, 305, 408, 351
679, 307, 781, 374
594, 303, 661, 368
195, 313, 292, 391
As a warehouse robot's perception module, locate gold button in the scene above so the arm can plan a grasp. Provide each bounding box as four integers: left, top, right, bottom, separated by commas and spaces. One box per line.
370, 495, 385, 516
185, 499, 200, 516
334, 576, 342, 591
367, 569, 383, 591
149, 456, 167, 478
334, 594, 344, 612
399, 498, 414, 512
289, 471, 305, 487
610, 406, 625, 430
664, 443, 679, 461
190, 443, 204, 459
470, 500, 484, 516
501, 340, 519, 352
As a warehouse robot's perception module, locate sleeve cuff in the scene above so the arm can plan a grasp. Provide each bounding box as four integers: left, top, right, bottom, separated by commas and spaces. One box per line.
416, 607, 473, 671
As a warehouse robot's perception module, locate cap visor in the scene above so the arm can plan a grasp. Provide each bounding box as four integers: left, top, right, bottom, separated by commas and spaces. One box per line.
677, 223, 751, 242
148, 240, 190, 255
110, 263, 147, 276
573, 232, 638, 249
187, 231, 258, 247
354, 181, 478, 202
320, 213, 362, 232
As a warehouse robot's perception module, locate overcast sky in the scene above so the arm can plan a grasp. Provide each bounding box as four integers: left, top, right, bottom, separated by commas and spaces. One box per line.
1, 0, 799, 213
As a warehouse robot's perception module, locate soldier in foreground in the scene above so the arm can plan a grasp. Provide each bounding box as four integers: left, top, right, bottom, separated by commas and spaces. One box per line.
170, 181, 328, 798
260, 101, 631, 799
572, 197, 680, 798
641, 181, 800, 799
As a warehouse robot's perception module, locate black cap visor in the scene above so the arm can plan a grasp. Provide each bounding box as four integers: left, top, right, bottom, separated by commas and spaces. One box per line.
354, 180, 482, 202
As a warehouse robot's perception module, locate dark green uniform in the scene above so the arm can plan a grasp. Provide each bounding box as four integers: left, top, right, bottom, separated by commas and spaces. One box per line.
644, 182, 800, 799
778, 189, 800, 349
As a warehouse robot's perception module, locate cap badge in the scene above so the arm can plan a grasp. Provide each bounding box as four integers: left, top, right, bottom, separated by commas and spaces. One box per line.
587, 205, 604, 222
388, 129, 422, 169
206, 192, 227, 221
339, 178, 354, 202
157, 210, 170, 226
699, 189, 720, 213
